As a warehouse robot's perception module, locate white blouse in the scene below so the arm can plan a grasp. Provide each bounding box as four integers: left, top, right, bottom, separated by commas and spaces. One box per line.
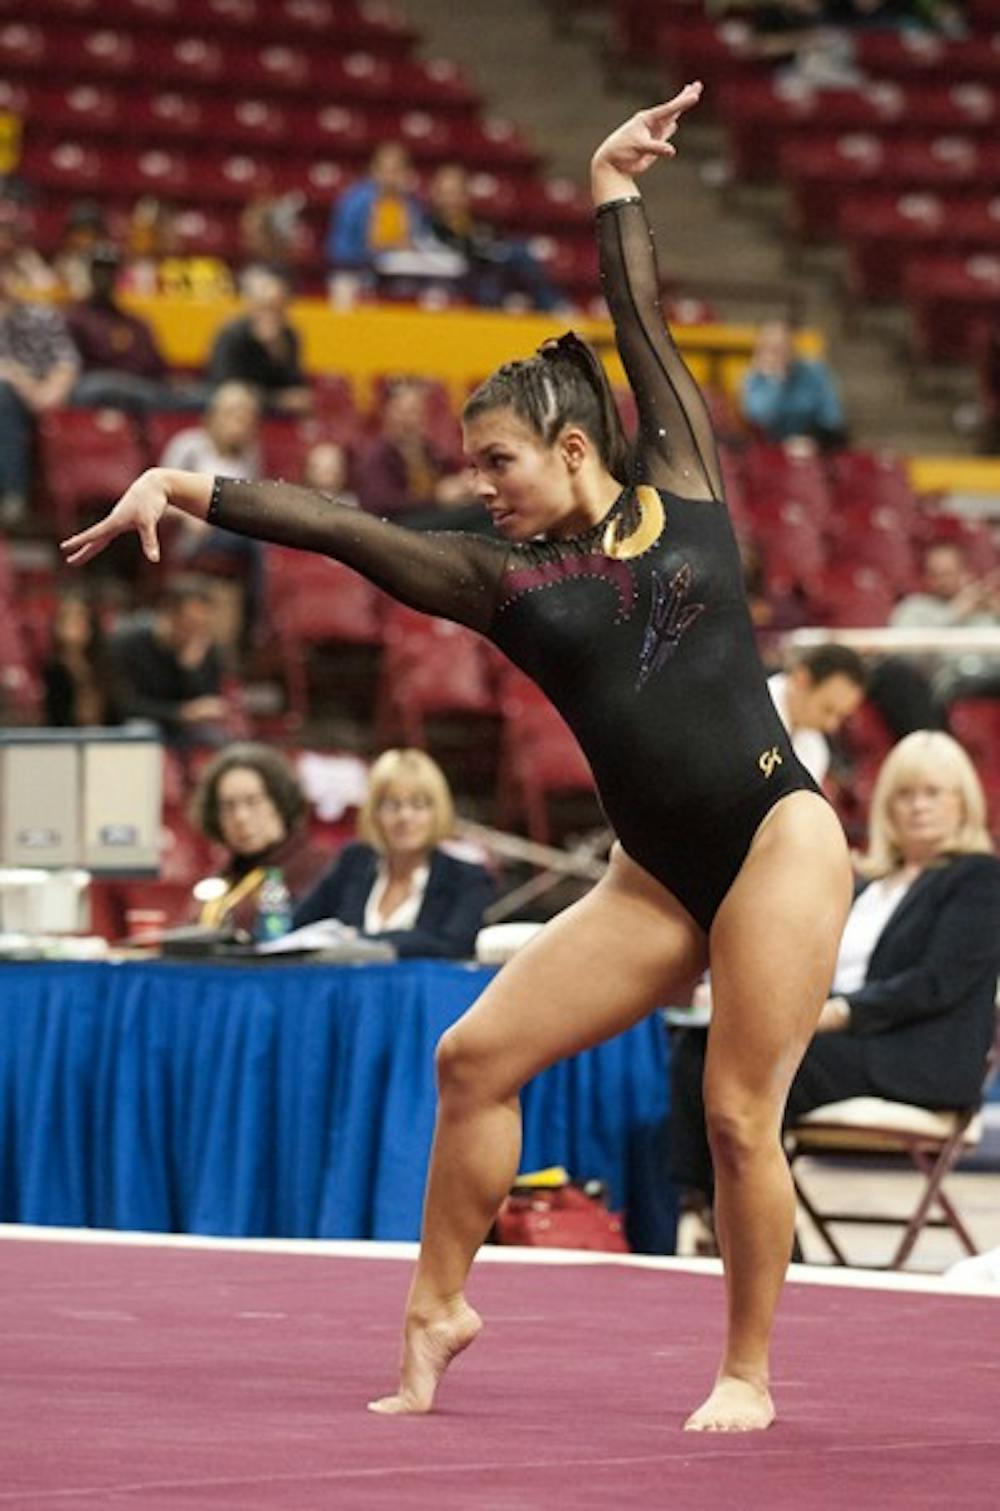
364, 861, 430, 934
832, 873, 915, 995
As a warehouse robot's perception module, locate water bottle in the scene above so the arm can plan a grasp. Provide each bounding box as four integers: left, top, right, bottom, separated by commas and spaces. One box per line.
254, 867, 293, 943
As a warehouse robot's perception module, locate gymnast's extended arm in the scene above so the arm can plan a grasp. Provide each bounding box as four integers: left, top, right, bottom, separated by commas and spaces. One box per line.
59, 469, 509, 633
590, 88, 724, 504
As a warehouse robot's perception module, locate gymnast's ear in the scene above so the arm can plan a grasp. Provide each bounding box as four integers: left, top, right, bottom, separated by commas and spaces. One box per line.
557, 423, 592, 472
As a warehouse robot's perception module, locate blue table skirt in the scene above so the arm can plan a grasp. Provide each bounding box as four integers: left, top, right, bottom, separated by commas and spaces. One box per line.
0, 960, 676, 1249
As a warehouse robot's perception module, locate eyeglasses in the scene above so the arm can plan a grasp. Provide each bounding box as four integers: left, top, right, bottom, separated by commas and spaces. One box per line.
218, 792, 274, 816
377, 793, 434, 816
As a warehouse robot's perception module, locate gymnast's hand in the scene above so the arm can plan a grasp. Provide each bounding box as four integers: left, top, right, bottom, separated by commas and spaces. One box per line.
60, 467, 211, 567
590, 84, 703, 192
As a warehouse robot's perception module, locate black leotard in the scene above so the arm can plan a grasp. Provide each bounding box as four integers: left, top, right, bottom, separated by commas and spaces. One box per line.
207, 196, 820, 930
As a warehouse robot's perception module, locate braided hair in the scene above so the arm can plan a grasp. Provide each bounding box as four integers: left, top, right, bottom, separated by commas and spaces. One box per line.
463, 331, 631, 481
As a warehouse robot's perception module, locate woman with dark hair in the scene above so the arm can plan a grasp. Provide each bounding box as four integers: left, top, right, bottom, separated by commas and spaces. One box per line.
42, 590, 117, 728
62, 87, 852, 1433
191, 742, 329, 934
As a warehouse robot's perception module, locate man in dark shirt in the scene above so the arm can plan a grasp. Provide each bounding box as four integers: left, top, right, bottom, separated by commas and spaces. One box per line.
355, 378, 470, 523
110, 576, 232, 748
206, 267, 312, 415
66, 244, 202, 416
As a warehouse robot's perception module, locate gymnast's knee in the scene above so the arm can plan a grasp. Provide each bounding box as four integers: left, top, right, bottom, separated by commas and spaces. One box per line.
704, 1093, 782, 1180
435, 1026, 512, 1105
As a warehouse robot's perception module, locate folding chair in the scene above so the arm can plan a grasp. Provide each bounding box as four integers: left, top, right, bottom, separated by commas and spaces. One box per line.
786, 1013, 999, 1270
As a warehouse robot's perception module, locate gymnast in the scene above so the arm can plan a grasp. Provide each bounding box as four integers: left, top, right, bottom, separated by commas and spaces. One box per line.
62, 86, 852, 1432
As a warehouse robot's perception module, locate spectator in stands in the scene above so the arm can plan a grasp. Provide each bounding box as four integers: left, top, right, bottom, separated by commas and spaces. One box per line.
0, 197, 57, 296
159, 381, 262, 480
426, 163, 564, 313
670, 729, 1000, 1249
767, 643, 867, 784
206, 266, 312, 416
42, 590, 118, 728
325, 142, 450, 302
355, 378, 471, 521
302, 439, 360, 508
66, 243, 201, 418
110, 575, 232, 748
52, 200, 110, 299
875, 540, 1000, 728
239, 192, 306, 276
158, 382, 264, 647
191, 742, 330, 935
0, 251, 79, 526
741, 320, 846, 448
293, 748, 494, 959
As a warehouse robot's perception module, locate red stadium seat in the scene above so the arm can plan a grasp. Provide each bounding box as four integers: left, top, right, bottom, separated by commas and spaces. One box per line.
828, 449, 919, 526
265, 547, 383, 721
745, 441, 832, 523
808, 565, 896, 628
37, 408, 148, 534
827, 505, 917, 594
905, 254, 1000, 365
495, 671, 596, 845
752, 502, 827, 594
375, 603, 497, 749
18, 139, 111, 197
854, 32, 1000, 88
948, 699, 1000, 776
782, 136, 1000, 243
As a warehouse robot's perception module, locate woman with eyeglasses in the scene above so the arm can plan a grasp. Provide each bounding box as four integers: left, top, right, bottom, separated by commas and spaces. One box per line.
191, 742, 330, 934
292, 748, 494, 959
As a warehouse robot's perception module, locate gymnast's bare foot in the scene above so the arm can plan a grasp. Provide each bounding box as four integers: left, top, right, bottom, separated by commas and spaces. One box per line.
684, 1373, 775, 1432
368, 1299, 483, 1415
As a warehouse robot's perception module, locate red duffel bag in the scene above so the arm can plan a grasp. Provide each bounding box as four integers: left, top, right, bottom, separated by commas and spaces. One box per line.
494, 1179, 630, 1253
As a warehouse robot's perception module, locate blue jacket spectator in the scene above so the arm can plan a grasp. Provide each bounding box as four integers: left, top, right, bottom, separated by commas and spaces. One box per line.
325, 143, 430, 276
741, 319, 845, 447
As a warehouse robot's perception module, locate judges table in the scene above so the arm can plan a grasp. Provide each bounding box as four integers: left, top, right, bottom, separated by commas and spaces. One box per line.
0, 959, 675, 1249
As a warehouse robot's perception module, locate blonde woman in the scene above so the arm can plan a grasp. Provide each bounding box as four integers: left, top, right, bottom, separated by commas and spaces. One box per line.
672, 730, 1000, 1206
293, 749, 494, 959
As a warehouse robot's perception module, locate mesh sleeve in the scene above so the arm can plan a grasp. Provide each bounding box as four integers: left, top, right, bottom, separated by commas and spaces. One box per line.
208, 478, 509, 632
596, 196, 723, 503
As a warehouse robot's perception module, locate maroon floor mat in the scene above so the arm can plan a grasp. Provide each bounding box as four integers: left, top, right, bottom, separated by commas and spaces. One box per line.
1, 1239, 998, 1509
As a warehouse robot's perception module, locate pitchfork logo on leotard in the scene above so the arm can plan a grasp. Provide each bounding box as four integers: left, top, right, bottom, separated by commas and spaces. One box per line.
635, 562, 705, 690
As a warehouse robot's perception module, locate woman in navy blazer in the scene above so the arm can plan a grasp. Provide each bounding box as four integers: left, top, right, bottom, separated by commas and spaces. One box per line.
292, 748, 494, 959
672, 730, 1000, 1200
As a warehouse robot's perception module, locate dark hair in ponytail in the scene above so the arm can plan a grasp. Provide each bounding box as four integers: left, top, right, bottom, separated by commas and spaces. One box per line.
463, 330, 631, 481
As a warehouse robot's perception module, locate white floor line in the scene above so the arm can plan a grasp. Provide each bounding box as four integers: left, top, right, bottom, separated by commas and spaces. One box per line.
2, 1222, 997, 1298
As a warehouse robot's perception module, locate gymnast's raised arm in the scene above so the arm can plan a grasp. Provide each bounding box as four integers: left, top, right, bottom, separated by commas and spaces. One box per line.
590, 86, 724, 505
59, 470, 509, 633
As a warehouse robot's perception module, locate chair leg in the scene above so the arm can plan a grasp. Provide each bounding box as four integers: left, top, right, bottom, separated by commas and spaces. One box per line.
789, 1158, 851, 1266
888, 1142, 979, 1271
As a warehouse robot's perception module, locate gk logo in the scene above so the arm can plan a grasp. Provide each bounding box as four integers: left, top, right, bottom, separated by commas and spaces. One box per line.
759, 746, 783, 778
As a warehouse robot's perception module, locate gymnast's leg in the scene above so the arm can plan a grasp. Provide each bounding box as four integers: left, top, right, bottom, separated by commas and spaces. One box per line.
369, 844, 708, 1414
685, 792, 851, 1432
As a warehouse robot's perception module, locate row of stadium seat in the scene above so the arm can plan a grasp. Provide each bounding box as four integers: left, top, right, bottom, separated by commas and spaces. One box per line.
1, 0, 416, 49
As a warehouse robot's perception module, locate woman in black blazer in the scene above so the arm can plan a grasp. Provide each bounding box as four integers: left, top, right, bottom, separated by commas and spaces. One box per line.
671, 730, 1000, 1201
293, 748, 494, 959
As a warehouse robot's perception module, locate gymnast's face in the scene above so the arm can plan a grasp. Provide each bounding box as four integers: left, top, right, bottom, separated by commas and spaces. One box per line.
463, 408, 580, 541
